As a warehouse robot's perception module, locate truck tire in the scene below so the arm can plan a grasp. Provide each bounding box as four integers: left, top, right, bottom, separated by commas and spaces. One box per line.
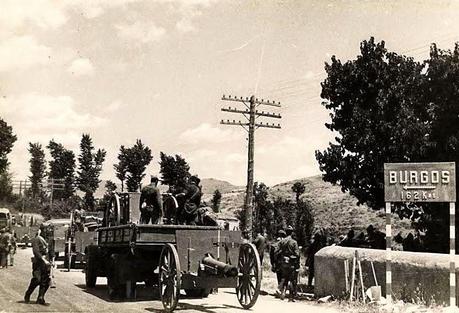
85, 247, 97, 288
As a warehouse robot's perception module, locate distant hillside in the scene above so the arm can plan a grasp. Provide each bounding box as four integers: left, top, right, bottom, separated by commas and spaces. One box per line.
269, 175, 411, 236
200, 178, 242, 195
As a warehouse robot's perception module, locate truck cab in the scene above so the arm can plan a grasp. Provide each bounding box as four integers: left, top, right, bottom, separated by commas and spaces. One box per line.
0, 208, 12, 230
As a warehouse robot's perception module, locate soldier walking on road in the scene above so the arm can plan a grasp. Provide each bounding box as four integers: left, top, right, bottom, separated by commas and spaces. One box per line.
0, 228, 9, 268
277, 226, 300, 301
140, 176, 163, 224
24, 224, 52, 305
270, 230, 286, 286
8, 231, 16, 266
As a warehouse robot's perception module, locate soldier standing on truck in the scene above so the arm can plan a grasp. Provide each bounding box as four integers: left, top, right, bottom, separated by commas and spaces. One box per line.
140, 176, 163, 224
24, 224, 52, 305
179, 176, 202, 225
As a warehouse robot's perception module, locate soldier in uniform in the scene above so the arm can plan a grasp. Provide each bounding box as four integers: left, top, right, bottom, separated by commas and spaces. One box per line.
0, 228, 8, 268
8, 231, 17, 266
366, 225, 386, 249
140, 176, 163, 224
24, 225, 52, 305
270, 230, 286, 286
277, 226, 300, 301
305, 231, 325, 288
179, 176, 202, 225
252, 232, 267, 266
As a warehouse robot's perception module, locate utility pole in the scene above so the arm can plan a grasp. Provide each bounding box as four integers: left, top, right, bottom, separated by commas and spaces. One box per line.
220, 94, 281, 239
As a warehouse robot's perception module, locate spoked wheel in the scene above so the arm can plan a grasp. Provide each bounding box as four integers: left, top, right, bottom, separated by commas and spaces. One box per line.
159, 243, 181, 312
236, 243, 261, 309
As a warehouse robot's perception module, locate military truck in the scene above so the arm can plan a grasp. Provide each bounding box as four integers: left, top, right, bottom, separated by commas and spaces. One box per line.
0, 208, 12, 230
85, 192, 261, 312
64, 210, 103, 270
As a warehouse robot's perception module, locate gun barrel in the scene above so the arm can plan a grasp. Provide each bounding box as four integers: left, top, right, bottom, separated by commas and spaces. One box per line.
201, 256, 238, 277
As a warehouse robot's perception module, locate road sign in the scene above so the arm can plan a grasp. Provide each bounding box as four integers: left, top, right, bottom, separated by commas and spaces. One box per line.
384, 162, 456, 202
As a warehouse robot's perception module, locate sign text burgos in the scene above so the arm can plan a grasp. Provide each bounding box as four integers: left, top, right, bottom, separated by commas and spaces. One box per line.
384, 162, 456, 202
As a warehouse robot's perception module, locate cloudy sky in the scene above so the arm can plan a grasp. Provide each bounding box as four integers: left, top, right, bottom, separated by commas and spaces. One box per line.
2, 0, 459, 186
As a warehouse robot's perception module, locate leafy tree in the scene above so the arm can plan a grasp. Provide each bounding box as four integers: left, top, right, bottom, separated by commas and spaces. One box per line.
47, 140, 76, 200
159, 152, 191, 190
28, 143, 46, 198
114, 146, 128, 191
295, 200, 314, 248
0, 118, 17, 174
0, 171, 13, 201
77, 134, 106, 209
316, 37, 459, 252
105, 180, 117, 194
99, 180, 117, 210
124, 140, 153, 192
211, 189, 222, 213
292, 182, 306, 203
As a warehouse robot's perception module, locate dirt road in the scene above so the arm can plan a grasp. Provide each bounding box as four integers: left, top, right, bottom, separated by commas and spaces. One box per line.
0, 248, 341, 313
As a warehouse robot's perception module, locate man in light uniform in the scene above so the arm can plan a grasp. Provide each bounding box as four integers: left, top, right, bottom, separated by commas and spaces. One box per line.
24, 224, 51, 305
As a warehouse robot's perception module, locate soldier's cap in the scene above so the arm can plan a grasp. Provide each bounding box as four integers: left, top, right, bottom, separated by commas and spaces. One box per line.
190, 175, 200, 184
285, 225, 294, 232
367, 225, 375, 232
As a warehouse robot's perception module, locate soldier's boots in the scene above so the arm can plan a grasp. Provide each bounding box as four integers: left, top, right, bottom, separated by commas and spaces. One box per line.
36, 286, 49, 305
24, 285, 36, 303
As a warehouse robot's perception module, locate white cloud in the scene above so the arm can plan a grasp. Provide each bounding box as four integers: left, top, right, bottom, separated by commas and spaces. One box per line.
1, 93, 107, 178
67, 58, 95, 77
116, 21, 166, 43
0, 36, 51, 72
179, 123, 242, 145
106, 100, 123, 112
0, 94, 106, 135
0, 0, 67, 36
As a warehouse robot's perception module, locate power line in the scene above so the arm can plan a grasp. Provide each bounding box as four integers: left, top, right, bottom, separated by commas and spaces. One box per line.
220, 94, 282, 239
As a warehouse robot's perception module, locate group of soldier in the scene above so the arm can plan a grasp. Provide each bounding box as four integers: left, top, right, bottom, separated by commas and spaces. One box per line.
139, 175, 218, 227
0, 227, 17, 268
263, 226, 300, 301
338, 225, 386, 250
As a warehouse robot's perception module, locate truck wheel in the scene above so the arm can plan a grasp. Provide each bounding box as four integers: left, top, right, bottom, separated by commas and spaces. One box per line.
236, 243, 261, 309
159, 244, 181, 312
85, 249, 97, 288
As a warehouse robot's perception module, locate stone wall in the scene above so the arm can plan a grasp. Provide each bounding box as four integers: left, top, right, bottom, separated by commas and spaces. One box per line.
314, 246, 458, 305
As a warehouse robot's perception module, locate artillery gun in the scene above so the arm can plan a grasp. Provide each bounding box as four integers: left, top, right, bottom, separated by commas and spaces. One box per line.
85, 192, 261, 312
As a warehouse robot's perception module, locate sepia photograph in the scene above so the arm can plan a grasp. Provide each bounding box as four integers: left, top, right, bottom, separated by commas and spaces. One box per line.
1, 1, 459, 312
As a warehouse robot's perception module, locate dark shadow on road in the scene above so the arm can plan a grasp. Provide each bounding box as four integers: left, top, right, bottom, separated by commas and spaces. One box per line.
75, 283, 161, 303
145, 302, 239, 313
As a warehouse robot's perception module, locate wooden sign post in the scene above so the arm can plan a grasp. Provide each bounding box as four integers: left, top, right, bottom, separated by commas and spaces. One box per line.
384, 162, 456, 306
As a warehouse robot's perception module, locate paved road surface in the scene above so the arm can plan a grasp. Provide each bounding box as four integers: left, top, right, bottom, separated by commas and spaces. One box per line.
0, 248, 340, 313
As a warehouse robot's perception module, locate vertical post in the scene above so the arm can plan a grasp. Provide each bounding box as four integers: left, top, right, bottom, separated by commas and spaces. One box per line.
385, 202, 392, 304
451, 202, 456, 308
19, 180, 23, 196
244, 95, 255, 240
49, 179, 54, 206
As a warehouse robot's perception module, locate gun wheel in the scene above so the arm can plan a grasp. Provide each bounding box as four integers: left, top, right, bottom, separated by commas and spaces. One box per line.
159, 243, 181, 312
236, 242, 261, 309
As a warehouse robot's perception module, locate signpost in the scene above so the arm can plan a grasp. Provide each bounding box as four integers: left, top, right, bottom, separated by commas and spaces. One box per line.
384, 162, 456, 307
